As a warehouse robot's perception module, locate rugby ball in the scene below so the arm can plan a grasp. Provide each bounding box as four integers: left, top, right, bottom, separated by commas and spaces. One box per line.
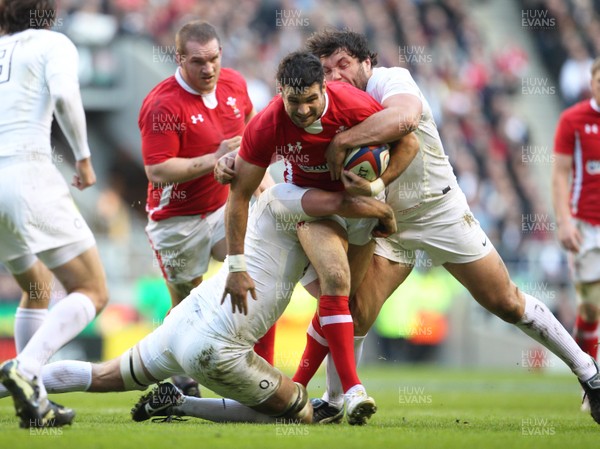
343, 144, 390, 181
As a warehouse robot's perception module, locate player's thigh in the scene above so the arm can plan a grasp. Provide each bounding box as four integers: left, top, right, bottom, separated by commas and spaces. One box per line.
444, 248, 523, 321
347, 241, 375, 296
181, 342, 282, 408
49, 245, 108, 308
351, 254, 412, 335
166, 275, 203, 306
207, 204, 227, 262
297, 220, 349, 293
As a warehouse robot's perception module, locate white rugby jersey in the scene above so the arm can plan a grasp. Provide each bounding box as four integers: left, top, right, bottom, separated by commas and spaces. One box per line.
366, 67, 458, 214
0, 29, 89, 159
186, 187, 309, 346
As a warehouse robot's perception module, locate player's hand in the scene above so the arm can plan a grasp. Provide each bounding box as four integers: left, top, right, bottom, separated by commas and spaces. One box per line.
372, 204, 397, 238
341, 170, 371, 196
325, 134, 347, 181
214, 153, 236, 185
557, 220, 582, 253
221, 271, 257, 315
72, 158, 96, 190
216, 136, 242, 159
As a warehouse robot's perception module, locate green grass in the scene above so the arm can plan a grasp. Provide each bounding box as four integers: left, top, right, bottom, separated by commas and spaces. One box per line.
1, 365, 597, 448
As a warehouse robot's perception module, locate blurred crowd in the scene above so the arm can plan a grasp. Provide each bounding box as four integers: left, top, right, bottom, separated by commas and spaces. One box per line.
523, 0, 600, 106
53, 0, 567, 282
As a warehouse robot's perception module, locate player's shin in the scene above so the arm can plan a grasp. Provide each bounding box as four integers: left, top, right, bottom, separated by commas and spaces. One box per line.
516, 293, 597, 381
292, 313, 330, 386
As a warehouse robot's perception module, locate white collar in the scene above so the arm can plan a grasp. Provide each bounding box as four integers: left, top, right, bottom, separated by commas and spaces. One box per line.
175, 68, 218, 109
591, 98, 600, 113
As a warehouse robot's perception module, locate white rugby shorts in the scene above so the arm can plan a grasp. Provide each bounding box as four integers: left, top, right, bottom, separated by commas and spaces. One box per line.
135, 296, 282, 406
0, 156, 95, 271
375, 187, 493, 266
145, 204, 226, 284
569, 218, 600, 284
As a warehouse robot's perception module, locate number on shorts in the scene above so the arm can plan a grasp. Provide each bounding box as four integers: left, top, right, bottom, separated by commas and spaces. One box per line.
0, 41, 17, 84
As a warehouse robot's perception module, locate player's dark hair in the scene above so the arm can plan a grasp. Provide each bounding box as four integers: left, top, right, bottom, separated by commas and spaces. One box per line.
0, 0, 56, 34
176, 21, 221, 55
305, 28, 378, 67
276, 51, 324, 92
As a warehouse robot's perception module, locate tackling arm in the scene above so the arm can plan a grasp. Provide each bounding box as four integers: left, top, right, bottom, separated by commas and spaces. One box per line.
221, 156, 267, 314
327, 93, 422, 180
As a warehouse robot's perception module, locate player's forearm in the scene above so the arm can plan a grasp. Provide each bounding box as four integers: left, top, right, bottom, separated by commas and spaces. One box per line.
225, 191, 250, 255
338, 194, 394, 222
51, 86, 91, 161
145, 155, 217, 184
335, 107, 417, 150
380, 133, 419, 186
551, 167, 572, 226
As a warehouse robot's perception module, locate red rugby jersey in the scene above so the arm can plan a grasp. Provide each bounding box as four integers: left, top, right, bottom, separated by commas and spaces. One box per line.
554, 99, 600, 225
239, 82, 382, 191
139, 68, 252, 220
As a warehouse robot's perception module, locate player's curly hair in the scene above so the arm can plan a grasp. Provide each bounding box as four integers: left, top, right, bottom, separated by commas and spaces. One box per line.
0, 0, 56, 34
305, 28, 378, 67
276, 51, 324, 92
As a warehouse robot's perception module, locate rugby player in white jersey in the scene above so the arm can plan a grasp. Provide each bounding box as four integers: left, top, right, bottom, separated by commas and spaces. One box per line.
0, 184, 397, 424
295, 28, 600, 425
0, 0, 108, 428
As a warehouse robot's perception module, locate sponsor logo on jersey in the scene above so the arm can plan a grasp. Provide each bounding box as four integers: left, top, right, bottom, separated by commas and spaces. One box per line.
586, 160, 600, 175
296, 163, 329, 173
190, 114, 204, 124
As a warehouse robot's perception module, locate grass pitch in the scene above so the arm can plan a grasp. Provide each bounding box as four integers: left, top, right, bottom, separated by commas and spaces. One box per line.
0, 365, 597, 449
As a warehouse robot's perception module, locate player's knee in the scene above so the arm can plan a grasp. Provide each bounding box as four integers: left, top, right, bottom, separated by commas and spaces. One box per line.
319, 265, 350, 295
491, 284, 524, 323
117, 348, 155, 392
276, 382, 313, 424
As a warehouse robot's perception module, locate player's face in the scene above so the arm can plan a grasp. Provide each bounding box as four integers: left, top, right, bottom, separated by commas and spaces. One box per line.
320, 49, 371, 91
281, 82, 326, 128
591, 69, 600, 104
177, 39, 222, 94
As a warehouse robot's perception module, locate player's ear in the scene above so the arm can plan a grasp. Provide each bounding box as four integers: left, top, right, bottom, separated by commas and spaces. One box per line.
176, 52, 183, 66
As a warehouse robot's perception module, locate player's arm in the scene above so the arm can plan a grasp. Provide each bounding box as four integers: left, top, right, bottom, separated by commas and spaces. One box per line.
552, 153, 581, 252
221, 156, 266, 315
301, 190, 396, 237
245, 108, 257, 124
327, 93, 422, 180
341, 132, 420, 197
46, 36, 95, 190
145, 136, 241, 184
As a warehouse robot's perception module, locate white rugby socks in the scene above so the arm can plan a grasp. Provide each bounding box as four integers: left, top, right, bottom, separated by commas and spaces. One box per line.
14, 307, 48, 353
516, 293, 597, 381
173, 397, 275, 423
323, 335, 367, 407
16, 293, 96, 385
0, 360, 92, 398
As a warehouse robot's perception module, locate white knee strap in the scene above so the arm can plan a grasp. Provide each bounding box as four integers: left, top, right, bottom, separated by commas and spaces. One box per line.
119, 347, 154, 391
